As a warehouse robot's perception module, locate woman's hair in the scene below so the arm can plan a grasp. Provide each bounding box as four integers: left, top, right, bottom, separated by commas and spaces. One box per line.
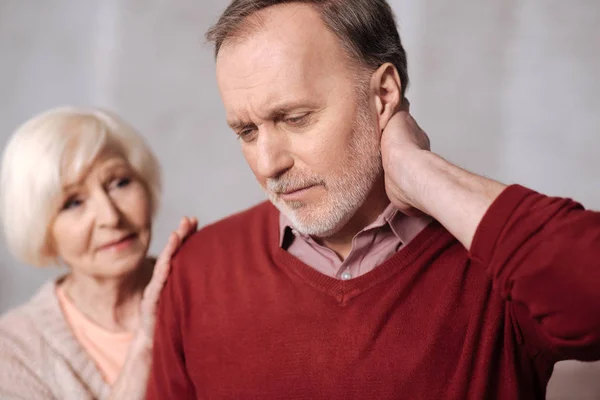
0, 107, 162, 266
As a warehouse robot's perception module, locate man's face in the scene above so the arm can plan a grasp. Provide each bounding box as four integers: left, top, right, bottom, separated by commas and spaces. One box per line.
216, 3, 383, 237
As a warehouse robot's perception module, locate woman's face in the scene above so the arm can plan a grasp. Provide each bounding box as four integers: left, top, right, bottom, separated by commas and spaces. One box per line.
50, 152, 152, 279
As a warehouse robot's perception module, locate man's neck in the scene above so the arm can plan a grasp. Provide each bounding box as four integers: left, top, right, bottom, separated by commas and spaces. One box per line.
317, 180, 390, 260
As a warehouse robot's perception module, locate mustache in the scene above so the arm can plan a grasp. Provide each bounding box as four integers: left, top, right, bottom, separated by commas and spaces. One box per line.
267, 173, 324, 193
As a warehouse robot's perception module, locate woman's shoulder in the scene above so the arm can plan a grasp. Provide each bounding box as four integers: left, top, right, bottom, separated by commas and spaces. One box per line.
0, 279, 105, 399
0, 281, 60, 397
0, 280, 58, 345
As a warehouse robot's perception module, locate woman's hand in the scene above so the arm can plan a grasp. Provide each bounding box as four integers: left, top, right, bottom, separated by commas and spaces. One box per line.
138, 216, 198, 346
109, 216, 197, 400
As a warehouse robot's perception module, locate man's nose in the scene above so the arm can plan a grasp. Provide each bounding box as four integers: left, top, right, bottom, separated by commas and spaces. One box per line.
255, 127, 293, 179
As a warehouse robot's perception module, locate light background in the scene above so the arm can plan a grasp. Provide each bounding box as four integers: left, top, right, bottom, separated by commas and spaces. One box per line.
1, 1, 598, 398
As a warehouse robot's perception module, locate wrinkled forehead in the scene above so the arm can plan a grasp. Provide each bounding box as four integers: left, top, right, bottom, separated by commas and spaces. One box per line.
215, 4, 353, 117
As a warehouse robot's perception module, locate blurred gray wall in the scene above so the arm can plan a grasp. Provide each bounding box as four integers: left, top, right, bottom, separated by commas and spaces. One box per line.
0, 1, 598, 398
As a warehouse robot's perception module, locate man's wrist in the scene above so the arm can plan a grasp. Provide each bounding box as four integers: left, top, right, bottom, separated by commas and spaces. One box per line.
387, 148, 440, 213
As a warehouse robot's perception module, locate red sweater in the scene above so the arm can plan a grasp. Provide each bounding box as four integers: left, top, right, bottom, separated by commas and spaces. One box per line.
147, 185, 600, 399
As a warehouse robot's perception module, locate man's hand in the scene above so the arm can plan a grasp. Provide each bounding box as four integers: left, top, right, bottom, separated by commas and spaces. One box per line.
380, 100, 505, 250
380, 99, 431, 215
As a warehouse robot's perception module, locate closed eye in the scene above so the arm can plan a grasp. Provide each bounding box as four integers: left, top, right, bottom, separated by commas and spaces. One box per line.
287, 115, 305, 123
237, 126, 258, 142
283, 113, 310, 127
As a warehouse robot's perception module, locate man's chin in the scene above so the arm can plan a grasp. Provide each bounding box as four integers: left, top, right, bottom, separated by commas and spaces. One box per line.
286, 213, 348, 238
270, 197, 353, 237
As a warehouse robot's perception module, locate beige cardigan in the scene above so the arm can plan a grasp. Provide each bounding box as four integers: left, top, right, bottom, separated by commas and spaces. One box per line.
0, 281, 111, 400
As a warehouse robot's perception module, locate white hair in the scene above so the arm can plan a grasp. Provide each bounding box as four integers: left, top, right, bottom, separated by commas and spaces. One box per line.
0, 107, 162, 266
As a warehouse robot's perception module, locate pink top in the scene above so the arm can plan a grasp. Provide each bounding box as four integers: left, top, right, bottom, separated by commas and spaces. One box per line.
279, 204, 431, 280
55, 285, 133, 385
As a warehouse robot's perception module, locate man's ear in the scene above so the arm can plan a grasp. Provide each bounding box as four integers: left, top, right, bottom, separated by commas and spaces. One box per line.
370, 63, 402, 133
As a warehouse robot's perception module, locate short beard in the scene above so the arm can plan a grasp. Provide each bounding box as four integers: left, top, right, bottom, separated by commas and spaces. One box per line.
267, 91, 382, 238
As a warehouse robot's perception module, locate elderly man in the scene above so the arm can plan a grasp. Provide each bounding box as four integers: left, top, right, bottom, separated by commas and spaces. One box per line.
147, 1, 600, 399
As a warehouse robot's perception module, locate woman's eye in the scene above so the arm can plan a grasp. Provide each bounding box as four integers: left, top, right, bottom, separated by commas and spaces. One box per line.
62, 197, 82, 210
109, 177, 132, 190
116, 177, 131, 188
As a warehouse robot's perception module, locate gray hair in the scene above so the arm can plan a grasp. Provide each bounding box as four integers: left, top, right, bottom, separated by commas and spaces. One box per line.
206, 0, 409, 97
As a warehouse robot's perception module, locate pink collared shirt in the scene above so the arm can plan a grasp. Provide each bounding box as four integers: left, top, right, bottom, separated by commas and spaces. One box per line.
279, 204, 431, 280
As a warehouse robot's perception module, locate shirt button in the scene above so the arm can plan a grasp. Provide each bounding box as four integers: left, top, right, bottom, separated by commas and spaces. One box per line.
341, 271, 352, 281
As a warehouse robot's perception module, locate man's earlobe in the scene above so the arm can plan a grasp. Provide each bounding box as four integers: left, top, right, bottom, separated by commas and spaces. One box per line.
375, 96, 384, 116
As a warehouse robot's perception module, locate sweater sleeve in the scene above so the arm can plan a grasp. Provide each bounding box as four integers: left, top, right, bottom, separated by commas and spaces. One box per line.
469, 184, 600, 361
146, 251, 197, 399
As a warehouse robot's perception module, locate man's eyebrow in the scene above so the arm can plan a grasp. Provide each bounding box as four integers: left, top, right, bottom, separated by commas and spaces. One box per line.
227, 119, 251, 130
268, 100, 314, 115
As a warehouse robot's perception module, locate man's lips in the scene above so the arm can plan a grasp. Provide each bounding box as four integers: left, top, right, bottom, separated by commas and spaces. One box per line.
277, 185, 317, 201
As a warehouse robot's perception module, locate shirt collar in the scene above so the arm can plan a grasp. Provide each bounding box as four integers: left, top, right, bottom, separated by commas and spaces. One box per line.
278, 203, 426, 248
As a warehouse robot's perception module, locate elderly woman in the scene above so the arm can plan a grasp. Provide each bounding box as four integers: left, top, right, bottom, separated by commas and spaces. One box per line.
0, 107, 196, 399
